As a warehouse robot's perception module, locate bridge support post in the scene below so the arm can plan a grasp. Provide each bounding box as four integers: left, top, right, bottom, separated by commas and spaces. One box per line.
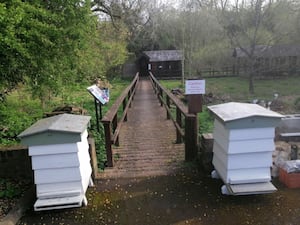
103, 122, 114, 167
176, 108, 182, 143
166, 96, 171, 119
185, 114, 198, 161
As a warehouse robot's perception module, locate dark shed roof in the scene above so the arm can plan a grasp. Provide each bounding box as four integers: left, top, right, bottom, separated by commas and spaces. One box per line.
233, 45, 300, 58
143, 50, 183, 62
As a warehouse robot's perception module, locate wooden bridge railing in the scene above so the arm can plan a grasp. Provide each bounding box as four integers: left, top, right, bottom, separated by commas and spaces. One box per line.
149, 72, 198, 161
101, 73, 139, 167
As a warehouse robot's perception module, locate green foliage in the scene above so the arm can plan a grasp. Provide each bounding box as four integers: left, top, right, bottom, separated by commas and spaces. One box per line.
0, 77, 131, 172
159, 80, 183, 90
198, 108, 214, 134
0, 179, 22, 199
295, 97, 300, 111
0, 0, 28, 88
0, 0, 129, 107
192, 41, 233, 70
161, 76, 300, 135
75, 21, 127, 83
0, 95, 43, 146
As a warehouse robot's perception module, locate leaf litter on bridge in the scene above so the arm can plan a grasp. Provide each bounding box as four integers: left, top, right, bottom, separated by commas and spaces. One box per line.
18, 167, 300, 225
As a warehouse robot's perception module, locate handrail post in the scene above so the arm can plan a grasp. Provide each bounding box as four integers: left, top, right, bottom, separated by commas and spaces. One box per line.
159, 88, 163, 106
128, 90, 132, 107
112, 115, 119, 146
123, 98, 127, 121
103, 122, 113, 167
185, 114, 198, 161
176, 107, 182, 143
166, 96, 170, 119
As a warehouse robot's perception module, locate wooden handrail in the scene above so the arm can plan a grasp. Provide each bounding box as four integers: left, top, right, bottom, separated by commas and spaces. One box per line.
101, 73, 139, 167
149, 72, 198, 161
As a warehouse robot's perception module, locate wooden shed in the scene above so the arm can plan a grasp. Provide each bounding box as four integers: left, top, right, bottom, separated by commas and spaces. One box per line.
18, 114, 93, 211
208, 102, 283, 195
139, 50, 183, 77
233, 44, 300, 76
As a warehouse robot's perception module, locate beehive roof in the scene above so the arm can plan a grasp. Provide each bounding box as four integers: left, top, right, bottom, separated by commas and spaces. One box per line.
208, 102, 283, 122
18, 114, 91, 138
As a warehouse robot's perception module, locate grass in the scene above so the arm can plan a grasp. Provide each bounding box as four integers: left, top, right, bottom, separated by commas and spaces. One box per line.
160, 76, 299, 102
0, 77, 131, 169
160, 76, 300, 134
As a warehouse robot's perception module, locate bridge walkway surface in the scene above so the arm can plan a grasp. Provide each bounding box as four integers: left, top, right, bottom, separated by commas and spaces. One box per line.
98, 77, 185, 178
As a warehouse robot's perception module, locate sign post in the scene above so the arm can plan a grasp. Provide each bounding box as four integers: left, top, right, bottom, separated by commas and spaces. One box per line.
87, 85, 109, 132
184, 79, 205, 161
185, 79, 205, 113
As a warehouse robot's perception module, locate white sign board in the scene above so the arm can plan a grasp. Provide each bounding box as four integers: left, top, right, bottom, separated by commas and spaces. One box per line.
87, 85, 109, 105
185, 80, 205, 95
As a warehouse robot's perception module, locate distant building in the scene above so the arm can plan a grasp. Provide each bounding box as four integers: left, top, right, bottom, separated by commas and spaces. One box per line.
138, 50, 184, 77
233, 45, 300, 76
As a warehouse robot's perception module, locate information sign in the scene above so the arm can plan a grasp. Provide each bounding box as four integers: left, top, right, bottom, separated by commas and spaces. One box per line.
87, 85, 109, 105
185, 80, 205, 95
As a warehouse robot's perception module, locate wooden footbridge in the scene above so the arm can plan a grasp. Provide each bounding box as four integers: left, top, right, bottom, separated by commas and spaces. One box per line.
98, 73, 199, 178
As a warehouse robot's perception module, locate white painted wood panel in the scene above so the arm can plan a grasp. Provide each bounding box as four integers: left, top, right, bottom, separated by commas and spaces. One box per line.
34, 195, 84, 211
80, 130, 88, 141
31, 153, 80, 169
228, 168, 271, 184
29, 132, 89, 156
213, 144, 272, 169
227, 182, 277, 195
34, 167, 82, 184
214, 119, 275, 141
78, 143, 90, 162
29, 142, 80, 156
38, 190, 81, 199
213, 136, 275, 154
213, 156, 271, 184
36, 181, 83, 196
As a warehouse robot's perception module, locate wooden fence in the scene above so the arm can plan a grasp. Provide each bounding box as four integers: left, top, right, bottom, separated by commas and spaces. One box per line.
197, 66, 237, 78
149, 72, 199, 161
101, 73, 139, 167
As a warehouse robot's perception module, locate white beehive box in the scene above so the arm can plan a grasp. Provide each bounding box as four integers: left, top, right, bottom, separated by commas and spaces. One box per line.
208, 102, 283, 195
18, 114, 93, 211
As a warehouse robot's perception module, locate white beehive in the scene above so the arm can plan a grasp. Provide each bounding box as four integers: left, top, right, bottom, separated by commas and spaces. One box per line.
208, 102, 283, 195
18, 114, 93, 211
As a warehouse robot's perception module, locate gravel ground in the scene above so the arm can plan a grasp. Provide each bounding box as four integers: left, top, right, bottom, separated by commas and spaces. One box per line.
17, 167, 300, 225
0, 178, 32, 219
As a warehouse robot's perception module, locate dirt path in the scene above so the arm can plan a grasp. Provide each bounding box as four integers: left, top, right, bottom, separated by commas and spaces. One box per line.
18, 167, 300, 225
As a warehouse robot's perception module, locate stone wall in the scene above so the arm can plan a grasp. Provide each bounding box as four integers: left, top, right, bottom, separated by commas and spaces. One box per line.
0, 146, 33, 180
0, 138, 98, 182
200, 133, 214, 173
200, 133, 299, 178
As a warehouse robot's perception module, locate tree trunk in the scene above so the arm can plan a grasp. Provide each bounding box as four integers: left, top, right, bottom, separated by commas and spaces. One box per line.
248, 73, 254, 94
248, 59, 255, 94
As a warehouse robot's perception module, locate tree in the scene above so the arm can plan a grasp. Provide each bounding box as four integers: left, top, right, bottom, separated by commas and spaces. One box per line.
0, 0, 93, 104
1, 0, 128, 106
212, 0, 300, 94
0, 1, 30, 94
146, 0, 226, 76
91, 0, 150, 56
264, 0, 300, 44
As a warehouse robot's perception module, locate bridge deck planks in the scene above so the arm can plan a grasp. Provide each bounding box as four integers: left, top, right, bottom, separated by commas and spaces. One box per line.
98, 77, 185, 178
